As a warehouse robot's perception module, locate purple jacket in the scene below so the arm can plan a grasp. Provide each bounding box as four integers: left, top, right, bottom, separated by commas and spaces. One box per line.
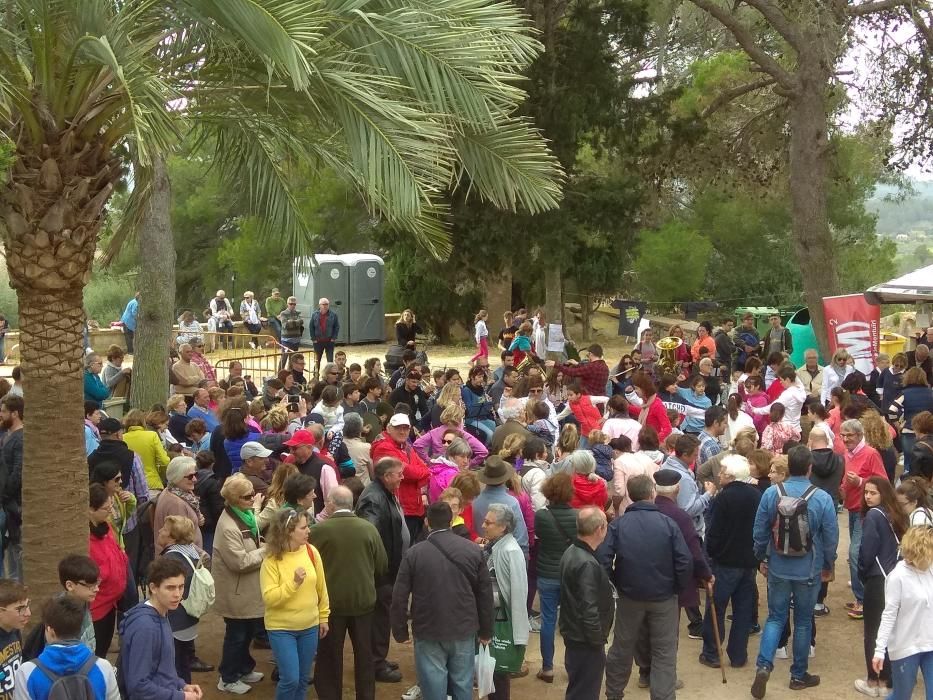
413, 425, 488, 467
428, 458, 460, 503
654, 494, 711, 608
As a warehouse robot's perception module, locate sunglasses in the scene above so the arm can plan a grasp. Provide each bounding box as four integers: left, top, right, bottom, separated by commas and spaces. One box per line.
442, 438, 454, 445
242, 492, 256, 500
183, 474, 196, 481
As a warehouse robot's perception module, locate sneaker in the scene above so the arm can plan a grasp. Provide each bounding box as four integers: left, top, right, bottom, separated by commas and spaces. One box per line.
775, 647, 788, 660
529, 614, 542, 633
751, 668, 771, 699
217, 679, 252, 695
750, 623, 762, 635
637, 673, 649, 689
854, 679, 880, 697
813, 603, 829, 617
845, 601, 861, 611
240, 672, 264, 684
789, 673, 820, 690
402, 686, 422, 700
698, 654, 720, 669
848, 604, 864, 620
687, 629, 703, 640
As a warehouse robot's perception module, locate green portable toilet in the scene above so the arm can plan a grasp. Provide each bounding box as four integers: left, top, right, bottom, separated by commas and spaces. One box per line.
786, 307, 823, 367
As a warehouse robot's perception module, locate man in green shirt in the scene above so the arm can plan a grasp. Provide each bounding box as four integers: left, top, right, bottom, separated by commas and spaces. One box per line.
311, 486, 388, 699
265, 288, 287, 340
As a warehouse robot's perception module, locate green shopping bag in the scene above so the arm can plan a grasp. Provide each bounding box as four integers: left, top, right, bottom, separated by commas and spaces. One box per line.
489, 605, 526, 674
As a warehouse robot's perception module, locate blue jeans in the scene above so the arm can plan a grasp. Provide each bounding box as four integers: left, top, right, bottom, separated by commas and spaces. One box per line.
849, 511, 864, 602
467, 419, 495, 445
538, 577, 560, 670
890, 651, 933, 700
268, 627, 319, 700
756, 574, 820, 680
413, 637, 474, 700
219, 617, 264, 683
702, 564, 756, 666
902, 432, 917, 475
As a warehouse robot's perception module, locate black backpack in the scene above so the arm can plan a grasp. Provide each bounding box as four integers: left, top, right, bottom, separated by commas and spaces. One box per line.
32, 655, 97, 700
771, 483, 817, 557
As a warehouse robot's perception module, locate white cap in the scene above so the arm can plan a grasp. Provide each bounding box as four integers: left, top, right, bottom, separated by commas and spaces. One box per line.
388, 413, 411, 428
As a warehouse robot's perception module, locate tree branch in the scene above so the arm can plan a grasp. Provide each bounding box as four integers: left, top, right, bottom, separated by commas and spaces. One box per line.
701, 76, 778, 118
684, 0, 798, 91
847, 0, 911, 17
743, 0, 804, 49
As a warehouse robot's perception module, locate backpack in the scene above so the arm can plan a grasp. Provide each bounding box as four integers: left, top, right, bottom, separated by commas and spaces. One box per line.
771, 483, 817, 557
175, 551, 215, 619
32, 654, 97, 700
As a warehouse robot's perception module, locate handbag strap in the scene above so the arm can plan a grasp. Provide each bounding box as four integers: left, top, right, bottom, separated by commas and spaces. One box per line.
427, 536, 477, 590
546, 508, 574, 546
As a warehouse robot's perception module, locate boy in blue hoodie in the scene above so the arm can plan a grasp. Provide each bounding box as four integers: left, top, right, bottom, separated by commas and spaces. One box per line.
119, 559, 202, 700
14, 596, 118, 700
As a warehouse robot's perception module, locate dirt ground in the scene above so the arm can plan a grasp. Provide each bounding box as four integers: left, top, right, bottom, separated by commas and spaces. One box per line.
162, 511, 922, 700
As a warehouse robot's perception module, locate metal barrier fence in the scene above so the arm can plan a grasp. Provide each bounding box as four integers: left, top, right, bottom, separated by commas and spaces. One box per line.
175, 331, 288, 384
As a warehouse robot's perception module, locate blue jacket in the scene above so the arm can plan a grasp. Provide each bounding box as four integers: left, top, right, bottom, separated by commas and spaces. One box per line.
84, 371, 110, 408
753, 476, 838, 581
890, 385, 933, 432
187, 405, 219, 433
461, 384, 494, 423
597, 501, 692, 602
121, 298, 138, 331
119, 603, 185, 700
662, 455, 711, 538
310, 310, 339, 342
676, 388, 710, 433
857, 506, 901, 581
224, 430, 261, 475
15, 642, 118, 700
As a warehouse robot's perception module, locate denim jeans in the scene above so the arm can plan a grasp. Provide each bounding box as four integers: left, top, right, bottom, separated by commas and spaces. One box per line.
219, 617, 264, 683
413, 637, 474, 700
537, 577, 560, 670
467, 419, 496, 444
756, 574, 820, 680
268, 626, 319, 700
890, 651, 933, 700
849, 511, 864, 602
902, 432, 917, 475
702, 564, 756, 666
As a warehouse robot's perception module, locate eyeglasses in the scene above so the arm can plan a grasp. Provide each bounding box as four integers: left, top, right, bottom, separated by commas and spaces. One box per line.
442, 438, 454, 445
183, 473, 196, 481
77, 581, 101, 591
2, 602, 29, 615
242, 492, 255, 500
528, 388, 543, 394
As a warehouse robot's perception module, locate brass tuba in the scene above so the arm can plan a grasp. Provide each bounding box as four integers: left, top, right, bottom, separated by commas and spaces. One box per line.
656, 336, 684, 376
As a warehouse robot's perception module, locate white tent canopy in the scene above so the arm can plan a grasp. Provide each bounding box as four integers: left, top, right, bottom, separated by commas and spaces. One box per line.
864, 264, 933, 305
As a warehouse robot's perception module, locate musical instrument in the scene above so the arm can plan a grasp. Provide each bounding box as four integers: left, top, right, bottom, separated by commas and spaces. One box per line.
515, 354, 544, 376
656, 336, 684, 376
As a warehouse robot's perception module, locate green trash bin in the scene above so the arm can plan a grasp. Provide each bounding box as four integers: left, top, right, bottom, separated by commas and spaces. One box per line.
733, 307, 779, 339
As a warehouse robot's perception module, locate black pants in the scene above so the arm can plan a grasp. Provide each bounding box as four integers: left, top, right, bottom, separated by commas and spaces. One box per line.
313, 341, 335, 377
489, 672, 510, 700
405, 515, 424, 543
315, 612, 375, 700
372, 583, 394, 671
123, 327, 135, 354
219, 617, 263, 684
864, 576, 891, 685
174, 638, 194, 683
685, 605, 703, 635
93, 608, 117, 658
565, 642, 605, 700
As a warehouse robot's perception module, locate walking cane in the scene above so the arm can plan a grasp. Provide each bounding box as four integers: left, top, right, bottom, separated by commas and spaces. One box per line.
705, 580, 728, 684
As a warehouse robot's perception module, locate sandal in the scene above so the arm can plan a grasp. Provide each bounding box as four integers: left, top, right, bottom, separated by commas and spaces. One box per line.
847, 603, 864, 620
536, 669, 554, 684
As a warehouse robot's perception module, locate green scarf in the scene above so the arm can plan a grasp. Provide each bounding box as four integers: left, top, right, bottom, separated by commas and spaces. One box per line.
230, 506, 259, 539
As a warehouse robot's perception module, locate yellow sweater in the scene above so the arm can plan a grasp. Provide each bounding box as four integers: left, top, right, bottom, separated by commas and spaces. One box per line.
260, 544, 330, 631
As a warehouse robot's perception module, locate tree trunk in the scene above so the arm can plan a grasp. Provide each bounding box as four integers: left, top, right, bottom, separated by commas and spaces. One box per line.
581, 294, 590, 341
130, 157, 176, 411
544, 267, 562, 358
484, 270, 512, 344
787, 50, 837, 358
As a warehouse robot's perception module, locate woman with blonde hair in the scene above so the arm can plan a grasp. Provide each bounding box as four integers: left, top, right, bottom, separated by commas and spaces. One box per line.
394, 309, 421, 349
258, 463, 300, 531
499, 433, 526, 467
261, 507, 329, 700
873, 526, 933, 699
428, 381, 465, 428
821, 348, 855, 406
551, 423, 579, 473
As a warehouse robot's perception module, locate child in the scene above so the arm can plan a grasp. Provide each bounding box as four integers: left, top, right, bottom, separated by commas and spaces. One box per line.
470, 310, 489, 365
676, 377, 711, 434
666, 409, 684, 436
334, 350, 348, 380
566, 383, 604, 448
439, 487, 472, 539
0, 578, 30, 694
341, 383, 361, 416
761, 403, 800, 455
588, 430, 614, 481
743, 375, 771, 435
527, 401, 557, 447
347, 363, 362, 385
312, 385, 345, 434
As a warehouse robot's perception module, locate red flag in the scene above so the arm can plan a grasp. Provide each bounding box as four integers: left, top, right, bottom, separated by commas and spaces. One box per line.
822, 294, 881, 374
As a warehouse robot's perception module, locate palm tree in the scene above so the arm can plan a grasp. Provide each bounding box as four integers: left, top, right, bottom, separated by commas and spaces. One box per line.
0, 0, 562, 598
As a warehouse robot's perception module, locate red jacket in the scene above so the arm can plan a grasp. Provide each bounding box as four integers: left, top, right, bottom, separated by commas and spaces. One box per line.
840, 444, 888, 512
569, 395, 603, 437
570, 473, 608, 510
89, 527, 128, 622
371, 432, 430, 517
626, 396, 672, 442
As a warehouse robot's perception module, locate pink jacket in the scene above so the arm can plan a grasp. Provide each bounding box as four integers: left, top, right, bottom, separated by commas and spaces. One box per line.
428, 458, 460, 503
413, 425, 488, 467
744, 393, 770, 434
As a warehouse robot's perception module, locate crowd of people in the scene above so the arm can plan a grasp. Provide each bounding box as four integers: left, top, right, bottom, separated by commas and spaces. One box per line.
5, 303, 933, 700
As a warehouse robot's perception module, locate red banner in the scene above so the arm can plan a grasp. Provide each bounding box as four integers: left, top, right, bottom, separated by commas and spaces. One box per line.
822, 294, 881, 374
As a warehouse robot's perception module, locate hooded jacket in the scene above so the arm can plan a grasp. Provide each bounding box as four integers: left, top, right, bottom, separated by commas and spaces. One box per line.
569, 473, 608, 510
88, 527, 128, 622
371, 433, 429, 518
119, 603, 186, 700
427, 458, 460, 504
14, 642, 118, 700
809, 447, 844, 499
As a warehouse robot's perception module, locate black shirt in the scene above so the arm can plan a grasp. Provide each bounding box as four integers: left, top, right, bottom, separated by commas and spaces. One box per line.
0, 627, 21, 700
497, 325, 517, 349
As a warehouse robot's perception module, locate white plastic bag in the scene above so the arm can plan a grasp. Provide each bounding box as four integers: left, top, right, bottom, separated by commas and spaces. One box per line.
475, 643, 496, 697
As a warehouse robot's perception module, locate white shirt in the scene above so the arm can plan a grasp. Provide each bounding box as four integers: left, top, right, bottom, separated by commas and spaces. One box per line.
726, 411, 757, 443
752, 380, 807, 431
820, 364, 854, 406
874, 561, 933, 661
602, 417, 643, 449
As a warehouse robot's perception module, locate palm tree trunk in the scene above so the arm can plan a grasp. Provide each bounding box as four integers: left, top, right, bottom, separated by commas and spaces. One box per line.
18, 288, 88, 601
131, 157, 176, 411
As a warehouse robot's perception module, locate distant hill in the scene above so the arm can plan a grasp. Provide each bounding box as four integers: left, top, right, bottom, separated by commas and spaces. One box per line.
868, 177, 933, 236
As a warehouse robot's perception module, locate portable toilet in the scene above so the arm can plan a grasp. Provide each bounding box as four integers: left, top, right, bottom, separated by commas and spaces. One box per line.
344, 254, 385, 343
292, 255, 350, 345
786, 307, 823, 367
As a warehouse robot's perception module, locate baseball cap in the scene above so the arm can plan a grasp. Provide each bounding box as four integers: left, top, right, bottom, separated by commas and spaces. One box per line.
98, 418, 123, 435
388, 413, 411, 428
240, 441, 272, 460
283, 429, 315, 447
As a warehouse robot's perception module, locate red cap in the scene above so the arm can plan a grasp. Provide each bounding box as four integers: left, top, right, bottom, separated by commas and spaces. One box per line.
283, 429, 315, 447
